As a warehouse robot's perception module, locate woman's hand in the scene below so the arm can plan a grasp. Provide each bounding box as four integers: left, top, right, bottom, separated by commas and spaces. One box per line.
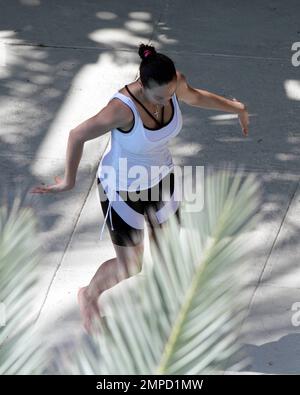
30, 176, 74, 194
232, 98, 249, 137
238, 106, 249, 137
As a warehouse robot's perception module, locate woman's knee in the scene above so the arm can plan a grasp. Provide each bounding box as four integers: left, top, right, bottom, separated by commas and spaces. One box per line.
113, 242, 144, 275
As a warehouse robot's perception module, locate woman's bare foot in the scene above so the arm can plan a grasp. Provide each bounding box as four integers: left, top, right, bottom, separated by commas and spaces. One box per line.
77, 286, 101, 334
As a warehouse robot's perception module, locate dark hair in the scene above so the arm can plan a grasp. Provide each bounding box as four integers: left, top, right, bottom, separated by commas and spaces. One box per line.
138, 43, 176, 88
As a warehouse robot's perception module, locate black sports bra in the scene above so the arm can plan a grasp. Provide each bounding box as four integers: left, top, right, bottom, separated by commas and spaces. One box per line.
117, 85, 174, 133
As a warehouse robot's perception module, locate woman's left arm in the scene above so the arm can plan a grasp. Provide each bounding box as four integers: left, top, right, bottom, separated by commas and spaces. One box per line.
176, 71, 249, 137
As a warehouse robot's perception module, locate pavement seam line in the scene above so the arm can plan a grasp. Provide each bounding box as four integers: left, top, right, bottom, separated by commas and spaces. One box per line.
245, 175, 300, 314
228, 177, 300, 372
34, 139, 109, 324
1, 41, 288, 62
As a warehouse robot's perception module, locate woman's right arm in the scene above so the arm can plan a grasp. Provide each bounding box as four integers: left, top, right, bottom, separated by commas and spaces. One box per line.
31, 99, 132, 194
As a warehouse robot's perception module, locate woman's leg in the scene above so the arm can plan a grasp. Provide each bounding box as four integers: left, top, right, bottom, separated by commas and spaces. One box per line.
87, 241, 144, 300
78, 241, 144, 333
146, 171, 181, 252
147, 206, 181, 259
78, 178, 146, 333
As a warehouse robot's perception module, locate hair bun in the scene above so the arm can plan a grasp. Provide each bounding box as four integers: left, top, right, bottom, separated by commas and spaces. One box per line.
138, 43, 157, 60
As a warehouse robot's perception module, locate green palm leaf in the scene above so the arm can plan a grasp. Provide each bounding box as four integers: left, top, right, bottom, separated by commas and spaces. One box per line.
0, 195, 45, 375
58, 167, 261, 375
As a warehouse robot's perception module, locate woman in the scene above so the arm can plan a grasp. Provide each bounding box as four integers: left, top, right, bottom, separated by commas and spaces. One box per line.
31, 43, 249, 333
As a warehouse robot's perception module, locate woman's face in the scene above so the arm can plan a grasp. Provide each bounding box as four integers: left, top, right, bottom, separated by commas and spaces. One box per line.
142, 77, 177, 106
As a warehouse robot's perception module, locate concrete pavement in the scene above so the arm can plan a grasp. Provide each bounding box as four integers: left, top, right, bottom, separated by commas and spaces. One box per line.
0, 0, 300, 374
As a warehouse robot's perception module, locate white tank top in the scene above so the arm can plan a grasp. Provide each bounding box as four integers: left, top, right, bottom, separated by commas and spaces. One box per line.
97, 90, 183, 191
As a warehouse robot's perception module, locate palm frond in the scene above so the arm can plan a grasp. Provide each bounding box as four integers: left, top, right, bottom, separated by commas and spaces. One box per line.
58, 166, 261, 375
0, 195, 45, 375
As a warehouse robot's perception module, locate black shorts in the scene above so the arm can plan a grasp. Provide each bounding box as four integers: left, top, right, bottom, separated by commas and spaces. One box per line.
97, 171, 181, 247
